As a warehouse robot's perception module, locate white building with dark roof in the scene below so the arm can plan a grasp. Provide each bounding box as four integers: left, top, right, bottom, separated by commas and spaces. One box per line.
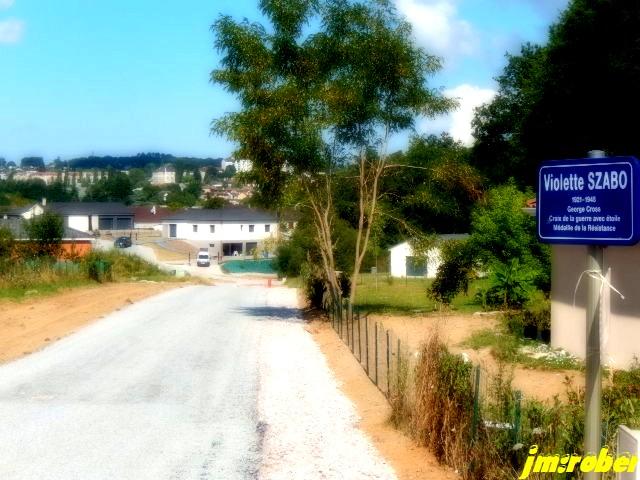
48, 202, 134, 232
389, 234, 470, 278
161, 207, 278, 257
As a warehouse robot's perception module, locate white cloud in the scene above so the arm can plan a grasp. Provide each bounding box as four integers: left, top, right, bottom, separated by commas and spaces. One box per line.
445, 84, 496, 145
0, 0, 14, 10
395, 0, 477, 59
0, 18, 24, 44
419, 84, 495, 145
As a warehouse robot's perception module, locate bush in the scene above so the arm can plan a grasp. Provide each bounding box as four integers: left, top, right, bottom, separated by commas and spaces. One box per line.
485, 259, 535, 309
428, 240, 475, 305
338, 272, 351, 298
521, 289, 550, 340
470, 184, 550, 292
0, 227, 13, 258
300, 262, 327, 309
82, 250, 161, 280
24, 211, 64, 257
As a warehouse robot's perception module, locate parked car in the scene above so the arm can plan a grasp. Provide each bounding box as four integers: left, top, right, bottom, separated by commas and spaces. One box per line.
197, 251, 211, 267
114, 236, 132, 248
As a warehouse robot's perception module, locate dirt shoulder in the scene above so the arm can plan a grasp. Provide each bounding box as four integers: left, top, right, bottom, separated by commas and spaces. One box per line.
0, 281, 185, 364
306, 318, 458, 480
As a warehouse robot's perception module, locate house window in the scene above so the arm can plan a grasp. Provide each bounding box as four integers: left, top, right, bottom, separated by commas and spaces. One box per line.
249, 225, 255, 232
210, 225, 215, 233
193, 224, 198, 233
265, 224, 271, 232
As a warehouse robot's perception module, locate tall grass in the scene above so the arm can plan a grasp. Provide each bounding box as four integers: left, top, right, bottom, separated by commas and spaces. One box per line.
0, 250, 173, 300
388, 332, 640, 480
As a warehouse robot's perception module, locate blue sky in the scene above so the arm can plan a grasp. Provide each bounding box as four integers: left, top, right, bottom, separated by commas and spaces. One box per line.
0, 0, 568, 163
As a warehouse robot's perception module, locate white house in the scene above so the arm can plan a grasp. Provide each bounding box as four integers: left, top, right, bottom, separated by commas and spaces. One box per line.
1, 202, 44, 220
161, 206, 278, 258
389, 234, 469, 278
151, 165, 176, 185
48, 202, 134, 232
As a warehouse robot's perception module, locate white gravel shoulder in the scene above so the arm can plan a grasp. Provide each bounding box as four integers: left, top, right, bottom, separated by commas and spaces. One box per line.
257, 288, 397, 480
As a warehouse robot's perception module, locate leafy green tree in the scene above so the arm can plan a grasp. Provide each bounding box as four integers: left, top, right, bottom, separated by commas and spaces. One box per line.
384, 133, 482, 236
212, 0, 451, 304
24, 211, 64, 257
84, 172, 132, 203
469, 184, 550, 291
202, 196, 225, 209
183, 179, 202, 199
47, 180, 78, 202
428, 239, 476, 306
127, 168, 148, 187
165, 188, 197, 208
471, 43, 545, 186
472, 0, 640, 187
21, 157, 45, 170
221, 165, 236, 179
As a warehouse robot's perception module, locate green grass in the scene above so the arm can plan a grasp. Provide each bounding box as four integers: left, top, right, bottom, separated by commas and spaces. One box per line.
461, 327, 583, 371
221, 259, 276, 274
0, 277, 95, 301
353, 273, 489, 314
0, 250, 182, 301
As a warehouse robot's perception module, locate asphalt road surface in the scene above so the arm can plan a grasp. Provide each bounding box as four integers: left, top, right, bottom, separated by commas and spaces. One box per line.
0, 285, 395, 480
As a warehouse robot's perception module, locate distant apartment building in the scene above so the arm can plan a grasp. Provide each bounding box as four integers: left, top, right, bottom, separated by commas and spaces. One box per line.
151, 165, 176, 185
12, 170, 60, 185
221, 158, 252, 174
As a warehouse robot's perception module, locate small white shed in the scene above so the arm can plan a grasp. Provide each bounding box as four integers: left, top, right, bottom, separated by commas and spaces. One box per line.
389, 234, 469, 278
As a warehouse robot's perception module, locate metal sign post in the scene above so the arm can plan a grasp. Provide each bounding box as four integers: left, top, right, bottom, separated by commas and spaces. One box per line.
537, 151, 640, 477
585, 150, 605, 479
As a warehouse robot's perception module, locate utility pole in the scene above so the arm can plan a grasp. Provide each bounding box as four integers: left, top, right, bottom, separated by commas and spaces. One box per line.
585, 149, 605, 477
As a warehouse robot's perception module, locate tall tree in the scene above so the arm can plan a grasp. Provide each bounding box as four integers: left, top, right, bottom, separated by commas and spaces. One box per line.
471, 43, 546, 186
21, 157, 45, 170
212, 0, 451, 304
472, 0, 640, 187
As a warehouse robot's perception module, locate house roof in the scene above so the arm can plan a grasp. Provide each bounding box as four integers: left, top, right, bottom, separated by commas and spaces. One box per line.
48, 202, 133, 216
389, 234, 470, 251
0, 217, 94, 240
162, 206, 278, 223
0, 203, 39, 217
131, 206, 175, 223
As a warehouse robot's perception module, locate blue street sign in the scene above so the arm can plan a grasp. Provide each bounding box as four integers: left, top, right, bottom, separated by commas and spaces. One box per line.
537, 156, 640, 245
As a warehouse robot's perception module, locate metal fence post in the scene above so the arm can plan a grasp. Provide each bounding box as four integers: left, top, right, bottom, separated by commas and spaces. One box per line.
350, 306, 355, 353
345, 299, 350, 347
365, 315, 369, 376
357, 310, 362, 363
513, 390, 522, 445
386, 330, 391, 397
471, 366, 481, 442
374, 322, 379, 386
397, 338, 401, 392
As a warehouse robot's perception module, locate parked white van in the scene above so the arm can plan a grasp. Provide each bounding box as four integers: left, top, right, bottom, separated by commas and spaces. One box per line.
196, 251, 210, 267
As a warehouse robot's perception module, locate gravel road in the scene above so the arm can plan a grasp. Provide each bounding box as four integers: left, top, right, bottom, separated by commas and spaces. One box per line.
0, 285, 396, 480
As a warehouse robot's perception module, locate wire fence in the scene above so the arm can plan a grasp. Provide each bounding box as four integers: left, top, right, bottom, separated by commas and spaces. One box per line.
328, 298, 524, 449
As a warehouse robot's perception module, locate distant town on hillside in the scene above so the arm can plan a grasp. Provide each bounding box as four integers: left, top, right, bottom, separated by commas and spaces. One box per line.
0, 154, 254, 210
